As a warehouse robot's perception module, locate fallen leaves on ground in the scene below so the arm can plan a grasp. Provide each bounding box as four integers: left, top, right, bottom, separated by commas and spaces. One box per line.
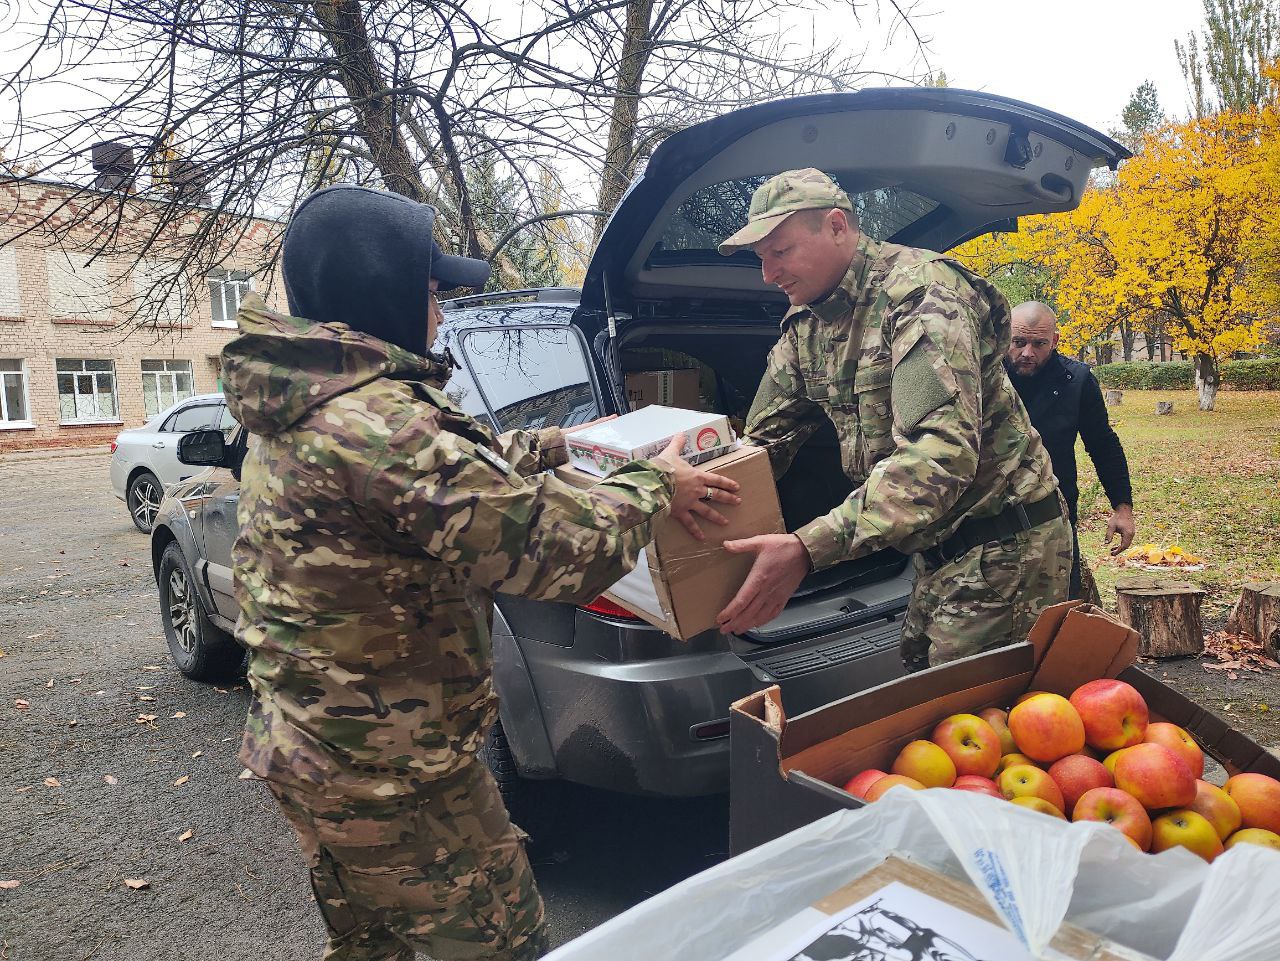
177, 830, 193, 843
171, 712, 186, 719
122, 879, 150, 890
172, 776, 189, 787
237, 769, 256, 780
103, 775, 118, 785
1122, 542, 1206, 567
43, 777, 61, 788
0, 880, 19, 889
136, 715, 157, 724
1203, 630, 1280, 676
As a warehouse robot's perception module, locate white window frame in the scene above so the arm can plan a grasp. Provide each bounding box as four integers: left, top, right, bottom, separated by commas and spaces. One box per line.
55, 358, 122, 425
0, 359, 34, 429
208, 268, 252, 328
141, 359, 195, 418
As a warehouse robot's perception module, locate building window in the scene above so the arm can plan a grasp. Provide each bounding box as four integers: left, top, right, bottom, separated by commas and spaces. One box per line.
0, 248, 20, 319
47, 251, 111, 323
134, 259, 190, 327
141, 359, 195, 418
0, 360, 31, 426
208, 269, 251, 328
56, 359, 119, 423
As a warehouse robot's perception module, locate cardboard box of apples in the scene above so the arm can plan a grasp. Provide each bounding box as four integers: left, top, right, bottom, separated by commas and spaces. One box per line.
729, 601, 1280, 856
842, 679, 1280, 861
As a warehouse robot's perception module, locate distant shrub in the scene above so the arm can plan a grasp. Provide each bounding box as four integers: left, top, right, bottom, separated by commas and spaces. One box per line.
1092, 358, 1280, 390
1220, 358, 1280, 390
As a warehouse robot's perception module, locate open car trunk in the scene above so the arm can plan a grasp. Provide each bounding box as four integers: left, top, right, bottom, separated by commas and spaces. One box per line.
614, 321, 911, 647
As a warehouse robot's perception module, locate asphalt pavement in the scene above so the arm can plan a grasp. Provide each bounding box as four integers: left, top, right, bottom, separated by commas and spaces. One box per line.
0, 449, 729, 960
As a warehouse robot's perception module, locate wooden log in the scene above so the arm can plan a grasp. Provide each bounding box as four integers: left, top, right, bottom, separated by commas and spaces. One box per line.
1226, 582, 1280, 658
1155, 401, 1175, 415
1115, 576, 1205, 658
1104, 389, 1124, 406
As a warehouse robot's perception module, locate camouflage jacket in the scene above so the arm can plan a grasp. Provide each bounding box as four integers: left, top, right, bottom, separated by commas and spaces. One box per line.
747, 235, 1058, 570
221, 295, 673, 799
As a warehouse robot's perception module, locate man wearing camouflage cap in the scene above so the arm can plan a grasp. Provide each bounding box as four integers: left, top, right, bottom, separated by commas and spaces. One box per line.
220, 185, 739, 961
716, 169, 1071, 668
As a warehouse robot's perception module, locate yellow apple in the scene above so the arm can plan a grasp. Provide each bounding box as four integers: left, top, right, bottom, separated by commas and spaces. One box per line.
1151, 809, 1225, 861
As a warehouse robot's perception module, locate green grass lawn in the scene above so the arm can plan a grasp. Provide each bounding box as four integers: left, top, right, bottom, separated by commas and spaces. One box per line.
1074, 390, 1280, 616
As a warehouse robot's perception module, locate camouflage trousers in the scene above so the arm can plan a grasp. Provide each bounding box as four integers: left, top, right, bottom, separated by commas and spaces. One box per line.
901, 508, 1072, 670
267, 760, 546, 961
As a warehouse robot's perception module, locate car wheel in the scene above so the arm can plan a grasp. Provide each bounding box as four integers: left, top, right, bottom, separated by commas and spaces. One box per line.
127, 471, 163, 533
482, 721, 560, 842
482, 720, 522, 798
159, 541, 243, 682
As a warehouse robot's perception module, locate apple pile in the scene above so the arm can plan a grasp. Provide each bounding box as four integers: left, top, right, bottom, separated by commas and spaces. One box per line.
841, 679, 1280, 862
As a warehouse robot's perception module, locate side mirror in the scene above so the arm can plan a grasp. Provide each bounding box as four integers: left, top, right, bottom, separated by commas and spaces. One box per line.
177, 429, 231, 467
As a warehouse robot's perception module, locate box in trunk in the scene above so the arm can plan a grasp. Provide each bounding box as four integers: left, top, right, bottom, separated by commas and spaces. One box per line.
555, 445, 783, 640
729, 600, 1280, 854
624, 368, 701, 411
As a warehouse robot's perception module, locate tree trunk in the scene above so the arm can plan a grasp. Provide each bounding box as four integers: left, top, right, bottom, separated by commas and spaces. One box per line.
311, 0, 430, 204
1097, 341, 1115, 365
1115, 577, 1206, 657
594, 0, 656, 243
1143, 322, 1157, 360
1194, 352, 1219, 411
1120, 319, 1135, 361
1226, 582, 1280, 658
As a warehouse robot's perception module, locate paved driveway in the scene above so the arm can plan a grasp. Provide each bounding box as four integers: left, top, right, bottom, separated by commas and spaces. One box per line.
0, 450, 728, 960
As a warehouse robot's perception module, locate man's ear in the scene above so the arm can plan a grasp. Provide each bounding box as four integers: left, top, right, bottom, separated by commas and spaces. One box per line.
829, 208, 851, 241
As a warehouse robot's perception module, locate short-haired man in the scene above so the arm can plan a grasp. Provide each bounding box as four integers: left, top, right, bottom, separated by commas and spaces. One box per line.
715, 169, 1071, 669
1006, 301, 1135, 599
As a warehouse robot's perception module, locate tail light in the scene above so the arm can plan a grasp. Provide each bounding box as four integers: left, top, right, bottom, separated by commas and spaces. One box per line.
109, 441, 117, 454
579, 596, 643, 621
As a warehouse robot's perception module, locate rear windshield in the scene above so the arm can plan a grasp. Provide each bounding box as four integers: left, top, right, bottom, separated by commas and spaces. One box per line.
651, 175, 939, 261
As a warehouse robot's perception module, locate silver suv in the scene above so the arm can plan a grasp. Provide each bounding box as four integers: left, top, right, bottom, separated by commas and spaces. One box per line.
148, 88, 1125, 798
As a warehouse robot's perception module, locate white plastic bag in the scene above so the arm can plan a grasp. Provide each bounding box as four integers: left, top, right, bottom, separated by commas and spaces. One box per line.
544, 787, 1280, 961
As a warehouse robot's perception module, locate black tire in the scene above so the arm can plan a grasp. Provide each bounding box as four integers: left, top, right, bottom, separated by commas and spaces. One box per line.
481, 720, 523, 800
127, 471, 163, 534
158, 541, 243, 682
482, 721, 561, 844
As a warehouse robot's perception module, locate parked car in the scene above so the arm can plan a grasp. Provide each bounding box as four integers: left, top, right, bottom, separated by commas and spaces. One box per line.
110, 393, 237, 533
150, 88, 1126, 798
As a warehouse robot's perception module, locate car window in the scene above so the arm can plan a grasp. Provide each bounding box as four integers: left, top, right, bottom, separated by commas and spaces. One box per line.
163, 403, 218, 433
440, 358, 494, 429
459, 326, 598, 433
652, 175, 940, 261
215, 404, 238, 436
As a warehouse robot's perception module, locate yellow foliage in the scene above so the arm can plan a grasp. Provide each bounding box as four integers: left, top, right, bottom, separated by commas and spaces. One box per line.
1121, 543, 1206, 567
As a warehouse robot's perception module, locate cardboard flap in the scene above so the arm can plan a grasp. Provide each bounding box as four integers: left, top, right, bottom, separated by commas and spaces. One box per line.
1030, 605, 1139, 696
730, 685, 786, 734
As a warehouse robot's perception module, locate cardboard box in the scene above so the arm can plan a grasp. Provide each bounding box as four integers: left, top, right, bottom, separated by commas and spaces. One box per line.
727, 856, 1152, 961
729, 601, 1280, 855
564, 405, 733, 478
624, 368, 701, 411
556, 445, 783, 640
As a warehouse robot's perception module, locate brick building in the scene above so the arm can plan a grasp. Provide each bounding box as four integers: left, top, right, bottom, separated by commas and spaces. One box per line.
0, 175, 286, 452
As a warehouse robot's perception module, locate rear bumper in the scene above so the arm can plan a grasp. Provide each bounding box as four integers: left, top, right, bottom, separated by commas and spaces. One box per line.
109, 455, 128, 501
517, 599, 908, 797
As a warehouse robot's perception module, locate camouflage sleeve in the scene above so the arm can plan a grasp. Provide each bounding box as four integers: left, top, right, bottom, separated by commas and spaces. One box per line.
744, 329, 823, 478
795, 274, 982, 570
363, 417, 675, 602
488, 426, 567, 476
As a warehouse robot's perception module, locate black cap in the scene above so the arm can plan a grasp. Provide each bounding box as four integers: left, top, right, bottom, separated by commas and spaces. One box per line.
431, 238, 490, 292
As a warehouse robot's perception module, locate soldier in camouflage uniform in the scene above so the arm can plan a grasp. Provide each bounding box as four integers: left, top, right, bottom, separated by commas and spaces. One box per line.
715, 169, 1070, 668
220, 185, 740, 961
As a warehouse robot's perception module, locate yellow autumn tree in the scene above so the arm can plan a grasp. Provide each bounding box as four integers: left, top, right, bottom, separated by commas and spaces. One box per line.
1243, 62, 1280, 326
957, 105, 1279, 410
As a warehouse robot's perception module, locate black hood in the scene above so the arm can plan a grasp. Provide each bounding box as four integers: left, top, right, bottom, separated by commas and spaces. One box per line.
281, 185, 438, 356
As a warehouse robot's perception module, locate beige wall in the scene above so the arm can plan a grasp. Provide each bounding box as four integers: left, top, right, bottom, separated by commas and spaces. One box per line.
0, 179, 286, 451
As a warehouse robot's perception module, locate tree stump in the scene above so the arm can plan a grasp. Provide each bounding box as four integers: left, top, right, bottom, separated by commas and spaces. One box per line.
1225, 582, 1280, 658
1155, 401, 1175, 415
1104, 389, 1124, 406
1115, 576, 1205, 657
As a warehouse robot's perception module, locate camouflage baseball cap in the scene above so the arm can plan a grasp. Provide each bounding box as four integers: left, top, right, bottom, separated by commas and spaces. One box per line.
717, 168, 854, 255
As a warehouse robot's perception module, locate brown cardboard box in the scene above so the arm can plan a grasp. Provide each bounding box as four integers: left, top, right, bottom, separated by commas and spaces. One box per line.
765, 856, 1153, 961
624, 368, 701, 411
728, 601, 1280, 854
555, 445, 783, 640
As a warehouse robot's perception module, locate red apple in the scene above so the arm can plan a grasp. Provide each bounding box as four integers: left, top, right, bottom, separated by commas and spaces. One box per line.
1151, 809, 1225, 862
1188, 779, 1242, 841
1010, 796, 1065, 819
1224, 773, 1280, 834
1144, 722, 1204, 779
932, 713, 1002, 778
864, 774, 926, 801
891, 740, 956, 788
980, 707, 1018, 756
1015, 690, 1049, 705
999, 763, 1066, 812
842, 769, 888, 800
1114, 743, 1196, 810
1073, 786, 1153, 850
1008, 692, 1086, 763
952, 775, 1003, 798
1225, 827, 1280, 852
1048, 754, 1114, 815
1069, 679, 1149, 751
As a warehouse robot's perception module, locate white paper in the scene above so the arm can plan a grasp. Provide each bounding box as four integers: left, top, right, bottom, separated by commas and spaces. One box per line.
603, 547, 667, 624
727, 880, 1037, 961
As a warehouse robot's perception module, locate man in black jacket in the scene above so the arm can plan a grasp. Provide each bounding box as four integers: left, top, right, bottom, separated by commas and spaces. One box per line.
1005, 302, 1135, 598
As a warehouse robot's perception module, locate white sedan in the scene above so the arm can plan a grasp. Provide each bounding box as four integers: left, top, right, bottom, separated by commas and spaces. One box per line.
110, 393, 235, 532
